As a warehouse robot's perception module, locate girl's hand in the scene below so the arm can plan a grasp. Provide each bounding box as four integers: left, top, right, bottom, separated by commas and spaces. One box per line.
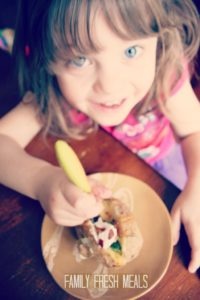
34, 165, 112, 226
171, 183, 200, 273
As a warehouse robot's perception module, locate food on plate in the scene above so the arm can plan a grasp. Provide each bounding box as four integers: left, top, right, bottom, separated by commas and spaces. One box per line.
54, 141, 143, 267
75, 197, 143, 267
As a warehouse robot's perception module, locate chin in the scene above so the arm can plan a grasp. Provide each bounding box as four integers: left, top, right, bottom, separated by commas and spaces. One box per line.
96, 115, 129, 127
97, 120, 121, 127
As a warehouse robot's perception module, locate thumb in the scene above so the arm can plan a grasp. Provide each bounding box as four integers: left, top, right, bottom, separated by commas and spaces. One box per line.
171, 207, 181, 246
92, 184, 112, 199
89, 178, 112, 199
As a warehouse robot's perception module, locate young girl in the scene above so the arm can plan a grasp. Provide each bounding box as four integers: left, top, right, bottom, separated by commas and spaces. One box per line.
0, 0, 200, 273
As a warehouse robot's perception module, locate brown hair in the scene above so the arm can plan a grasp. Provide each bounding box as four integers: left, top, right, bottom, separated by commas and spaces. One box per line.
13, 0, 200, 138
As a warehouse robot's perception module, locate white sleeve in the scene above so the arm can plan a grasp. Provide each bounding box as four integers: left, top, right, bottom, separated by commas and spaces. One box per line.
165, 80, 200, 138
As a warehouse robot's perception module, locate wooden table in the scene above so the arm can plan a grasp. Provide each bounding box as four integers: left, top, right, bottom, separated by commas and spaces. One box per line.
0, 127, 200, 300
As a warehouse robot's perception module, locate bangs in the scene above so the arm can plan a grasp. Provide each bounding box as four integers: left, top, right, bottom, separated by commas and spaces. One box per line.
44, 0, 159, 64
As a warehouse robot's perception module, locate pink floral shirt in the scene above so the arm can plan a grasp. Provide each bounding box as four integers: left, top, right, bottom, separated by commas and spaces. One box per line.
103, 109, 175, 164
69, 68, 188, 167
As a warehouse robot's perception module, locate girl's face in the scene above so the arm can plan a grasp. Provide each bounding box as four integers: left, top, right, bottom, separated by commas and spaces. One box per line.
53, 14, 157, 126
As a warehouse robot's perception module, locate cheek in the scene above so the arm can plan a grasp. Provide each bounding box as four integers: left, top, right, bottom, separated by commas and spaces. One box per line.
137, 63, 156, 89
144, 70, 156, 89
132, 72, 155, 94
138, 49, 157, 87
57, 77, 82, 106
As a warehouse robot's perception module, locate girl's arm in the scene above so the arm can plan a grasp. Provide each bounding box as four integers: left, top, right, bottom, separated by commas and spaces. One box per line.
0, 93, 109, 226
0, 93, 42, 147
178, 132, 200, 273
166, 80, 200, 273
0, 92, 49, 198
181, 131, 200, 188
166, 79, 200, 185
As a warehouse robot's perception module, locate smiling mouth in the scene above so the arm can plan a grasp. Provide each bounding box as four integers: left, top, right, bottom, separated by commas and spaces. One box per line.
93, 98, 126, 109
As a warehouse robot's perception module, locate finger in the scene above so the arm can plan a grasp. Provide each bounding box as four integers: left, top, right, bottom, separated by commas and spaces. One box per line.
171, 207, 181, 245
74, 194, 103, 217
89, 178, 112, 199
92, 185, 112, 199
49, 209, 86, 226
52, 190, 90, 219
184, 222, 200, 273
188, 249, 200, 273
60, 195, 102, 225
62, 185, 103, 218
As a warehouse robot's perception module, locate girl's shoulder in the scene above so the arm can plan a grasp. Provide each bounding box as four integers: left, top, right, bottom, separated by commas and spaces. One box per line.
166, 78, 200, 138
0, 91, 43, 147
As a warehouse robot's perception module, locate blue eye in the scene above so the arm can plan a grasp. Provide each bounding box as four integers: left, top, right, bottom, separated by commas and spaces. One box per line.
70, 56, 87, 67
125, 46, 139, 58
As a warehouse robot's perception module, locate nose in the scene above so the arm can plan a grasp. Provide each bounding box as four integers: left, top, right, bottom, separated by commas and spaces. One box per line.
92, 64, 124, 95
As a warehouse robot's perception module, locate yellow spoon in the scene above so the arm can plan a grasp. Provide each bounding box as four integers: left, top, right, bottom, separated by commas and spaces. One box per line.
55, 140, 91, 193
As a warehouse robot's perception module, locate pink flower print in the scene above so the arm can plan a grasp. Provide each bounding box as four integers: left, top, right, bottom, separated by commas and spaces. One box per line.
116, 123, 145, 138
